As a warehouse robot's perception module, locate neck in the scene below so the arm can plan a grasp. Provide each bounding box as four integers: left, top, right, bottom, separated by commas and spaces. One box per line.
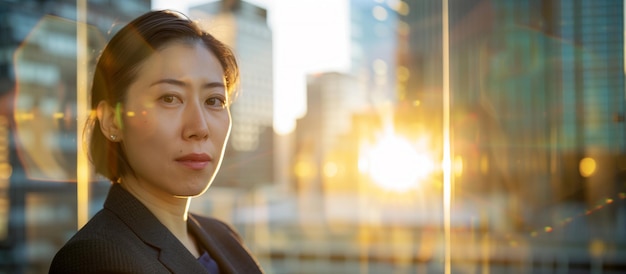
118, 179, 200, 257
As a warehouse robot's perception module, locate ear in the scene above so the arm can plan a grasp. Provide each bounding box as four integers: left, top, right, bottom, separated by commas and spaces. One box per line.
97, 101, 122, 142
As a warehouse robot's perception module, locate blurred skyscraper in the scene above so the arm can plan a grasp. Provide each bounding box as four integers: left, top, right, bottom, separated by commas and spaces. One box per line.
350, 0, 398, 107
0, 1, 150, 272
295, 72, 361, 195
190, 0, 275, 189
545, 0, 625, 240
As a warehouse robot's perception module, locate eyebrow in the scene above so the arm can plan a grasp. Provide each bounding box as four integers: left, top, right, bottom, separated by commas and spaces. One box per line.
150, 78, 226, 89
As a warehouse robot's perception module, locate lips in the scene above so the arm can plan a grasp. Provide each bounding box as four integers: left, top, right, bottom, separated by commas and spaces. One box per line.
175, 153, 211, 170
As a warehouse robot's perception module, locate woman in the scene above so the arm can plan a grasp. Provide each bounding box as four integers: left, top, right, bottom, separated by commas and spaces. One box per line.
50, 10, 263, 273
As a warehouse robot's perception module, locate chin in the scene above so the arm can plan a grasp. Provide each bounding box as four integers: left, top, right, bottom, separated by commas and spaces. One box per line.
173, 183, 211, 198
174, 191, 205, 198
190, 183, 214, 197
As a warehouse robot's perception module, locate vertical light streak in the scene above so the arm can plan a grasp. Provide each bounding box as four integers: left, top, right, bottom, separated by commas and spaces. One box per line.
76, 0, 89, 229
442, 0, 452, 274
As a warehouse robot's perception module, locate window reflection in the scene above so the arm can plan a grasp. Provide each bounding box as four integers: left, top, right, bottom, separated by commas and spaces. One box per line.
0, 0, 150, 272
15, 24, 75, 181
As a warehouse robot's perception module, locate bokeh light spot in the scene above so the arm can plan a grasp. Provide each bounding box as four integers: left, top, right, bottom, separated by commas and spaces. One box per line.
0, 163, 12, 180
579, 157, 596, 177
323, 162, 338, 178
372, 6, 388, 21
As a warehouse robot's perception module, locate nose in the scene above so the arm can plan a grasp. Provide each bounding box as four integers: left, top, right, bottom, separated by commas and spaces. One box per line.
182, 101, 209, 141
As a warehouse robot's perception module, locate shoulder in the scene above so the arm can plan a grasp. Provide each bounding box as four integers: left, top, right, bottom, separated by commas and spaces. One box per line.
49, 210, 163, 273
49, 234, 164, 273
50, 238, 121, 273
61, 208, 134, 243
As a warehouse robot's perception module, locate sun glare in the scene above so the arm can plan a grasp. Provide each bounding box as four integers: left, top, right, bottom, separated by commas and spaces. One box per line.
360, 133, 436, 192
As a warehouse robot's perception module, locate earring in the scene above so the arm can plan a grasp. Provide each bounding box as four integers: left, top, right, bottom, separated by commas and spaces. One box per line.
110, 135, 117, 141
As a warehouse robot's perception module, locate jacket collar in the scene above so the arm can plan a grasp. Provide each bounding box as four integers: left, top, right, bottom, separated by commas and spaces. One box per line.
188, 214, 264, 273
103, 183, 209, 273
188, 215, 238, 273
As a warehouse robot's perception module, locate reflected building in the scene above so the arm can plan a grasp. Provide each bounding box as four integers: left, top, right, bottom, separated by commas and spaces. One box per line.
548, 1, 625, 239
0, 1, 149, 272
189, 0, 275, 190
398, 0, 626, 267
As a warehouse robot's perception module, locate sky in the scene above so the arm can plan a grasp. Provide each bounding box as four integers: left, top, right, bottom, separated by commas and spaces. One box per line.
152, 0, 351, 134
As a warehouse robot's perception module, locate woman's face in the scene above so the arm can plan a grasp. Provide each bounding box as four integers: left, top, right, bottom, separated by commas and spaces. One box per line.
119, 41, 231, 198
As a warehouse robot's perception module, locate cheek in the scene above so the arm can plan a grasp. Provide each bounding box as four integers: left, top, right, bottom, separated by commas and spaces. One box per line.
123, 114, 162, 143
217, 114, 232, 140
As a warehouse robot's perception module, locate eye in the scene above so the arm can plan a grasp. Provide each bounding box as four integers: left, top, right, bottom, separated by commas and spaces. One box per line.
206, 96, 227, 109
159, 94, 182, 105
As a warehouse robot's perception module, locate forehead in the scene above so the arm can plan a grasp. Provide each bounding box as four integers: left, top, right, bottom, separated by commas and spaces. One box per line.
135, 41, 225, 82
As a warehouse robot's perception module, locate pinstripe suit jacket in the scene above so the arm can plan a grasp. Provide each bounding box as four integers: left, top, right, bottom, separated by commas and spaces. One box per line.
49, 183, 263, 273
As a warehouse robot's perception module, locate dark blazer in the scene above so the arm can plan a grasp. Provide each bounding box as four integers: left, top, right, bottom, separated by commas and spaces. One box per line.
49, 183, 263, 273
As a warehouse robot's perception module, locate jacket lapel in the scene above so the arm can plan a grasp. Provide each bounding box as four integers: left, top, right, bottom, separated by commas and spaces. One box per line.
188, 214, 264, 274
188, 215, 237, 272
103, 184, 209, 273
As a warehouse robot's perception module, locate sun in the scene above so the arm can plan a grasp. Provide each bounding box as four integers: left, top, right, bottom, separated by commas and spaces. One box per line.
359, 133, 436, 192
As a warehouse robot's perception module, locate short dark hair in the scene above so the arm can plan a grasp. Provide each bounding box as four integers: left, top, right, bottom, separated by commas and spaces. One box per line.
88, 10, 239, 182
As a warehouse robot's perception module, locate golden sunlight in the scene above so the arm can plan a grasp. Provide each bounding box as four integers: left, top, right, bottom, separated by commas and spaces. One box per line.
360, 132, 436, 192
